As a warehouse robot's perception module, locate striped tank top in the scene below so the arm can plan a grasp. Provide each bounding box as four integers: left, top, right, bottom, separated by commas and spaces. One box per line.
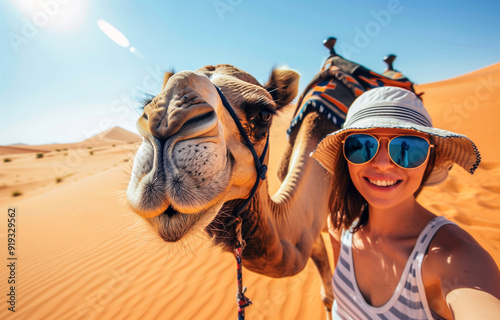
332, 216, 455, 320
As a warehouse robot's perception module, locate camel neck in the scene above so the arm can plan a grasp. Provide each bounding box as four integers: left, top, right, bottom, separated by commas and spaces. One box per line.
236, 112, 336, 276
271, 116, 332, 208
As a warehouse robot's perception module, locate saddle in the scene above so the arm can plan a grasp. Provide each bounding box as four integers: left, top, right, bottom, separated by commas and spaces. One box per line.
287, 38, 418, 138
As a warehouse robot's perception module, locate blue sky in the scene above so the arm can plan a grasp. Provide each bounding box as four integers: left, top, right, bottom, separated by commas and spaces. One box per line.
1, 0, 499, 145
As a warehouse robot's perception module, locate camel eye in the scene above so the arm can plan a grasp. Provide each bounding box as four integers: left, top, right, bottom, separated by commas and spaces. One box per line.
256, 109, 273, 124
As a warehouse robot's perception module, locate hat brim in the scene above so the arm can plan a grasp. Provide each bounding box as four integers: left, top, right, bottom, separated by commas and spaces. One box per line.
311, 119, 481, 186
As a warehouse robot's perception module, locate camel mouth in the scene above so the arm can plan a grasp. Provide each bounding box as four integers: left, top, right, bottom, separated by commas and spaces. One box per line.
146, 203, 222, 242
164, 205, 178, 218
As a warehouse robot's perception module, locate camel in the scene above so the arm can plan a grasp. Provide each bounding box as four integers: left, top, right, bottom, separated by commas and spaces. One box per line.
126, 38, 418, 318
126, 62, 337, 314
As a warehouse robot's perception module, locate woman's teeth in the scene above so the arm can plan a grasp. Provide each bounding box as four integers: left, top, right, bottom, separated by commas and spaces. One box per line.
368, 179, 398, 187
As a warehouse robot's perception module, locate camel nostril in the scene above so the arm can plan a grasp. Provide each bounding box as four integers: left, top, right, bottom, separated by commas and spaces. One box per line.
153, 103, 217, 141
181, 111, 215, 130
145, 75, 220, 141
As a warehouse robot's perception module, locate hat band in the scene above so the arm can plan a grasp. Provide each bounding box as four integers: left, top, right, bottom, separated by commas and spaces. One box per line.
344, 105, 433, 128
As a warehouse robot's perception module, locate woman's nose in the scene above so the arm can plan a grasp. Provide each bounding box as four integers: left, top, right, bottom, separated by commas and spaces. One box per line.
371, 139, 395, 170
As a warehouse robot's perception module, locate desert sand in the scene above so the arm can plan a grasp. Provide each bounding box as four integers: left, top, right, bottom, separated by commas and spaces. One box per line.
0, 63, 499, 320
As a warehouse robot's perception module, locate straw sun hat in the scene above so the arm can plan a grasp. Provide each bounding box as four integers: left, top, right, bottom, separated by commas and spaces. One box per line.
311, 86, 481, 186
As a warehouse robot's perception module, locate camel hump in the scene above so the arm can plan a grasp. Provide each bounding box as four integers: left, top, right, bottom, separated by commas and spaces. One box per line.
323, 37, 337, 56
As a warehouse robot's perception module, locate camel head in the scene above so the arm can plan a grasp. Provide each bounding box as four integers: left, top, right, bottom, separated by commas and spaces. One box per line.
127, 64, 299, 242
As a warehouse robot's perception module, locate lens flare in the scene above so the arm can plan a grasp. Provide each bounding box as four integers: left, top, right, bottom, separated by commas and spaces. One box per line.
97, 19, 130, 48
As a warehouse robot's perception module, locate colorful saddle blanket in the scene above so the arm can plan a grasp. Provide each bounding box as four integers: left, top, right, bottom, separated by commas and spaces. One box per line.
287, 55, 416, 138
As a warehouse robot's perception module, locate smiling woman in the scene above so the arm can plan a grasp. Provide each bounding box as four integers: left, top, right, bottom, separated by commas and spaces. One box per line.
311, 87, 500, 319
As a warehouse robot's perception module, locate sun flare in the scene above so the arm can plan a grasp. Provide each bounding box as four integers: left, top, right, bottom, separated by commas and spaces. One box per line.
97, 19, 130, 48
7, 0, 89, 32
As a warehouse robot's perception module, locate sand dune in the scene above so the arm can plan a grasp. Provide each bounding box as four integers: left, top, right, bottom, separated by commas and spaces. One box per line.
0, 146, 51, 156
1, 64, 499, 320
0, 127, 140, 205
416, 62, 500, 162
0, 127, 141, 157
0, 146, 325, 320
81, 126, 143, 148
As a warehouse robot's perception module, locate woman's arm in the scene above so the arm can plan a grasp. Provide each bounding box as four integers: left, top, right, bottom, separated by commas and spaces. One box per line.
425, 224, 500, 319
447, 288, 500, 320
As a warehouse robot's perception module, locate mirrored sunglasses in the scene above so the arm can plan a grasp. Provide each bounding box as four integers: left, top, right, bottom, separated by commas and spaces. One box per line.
343, 133, 433, 169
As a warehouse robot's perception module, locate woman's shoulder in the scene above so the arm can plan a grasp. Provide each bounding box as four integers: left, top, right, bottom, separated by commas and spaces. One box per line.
423, 221, 500, 297
428, 221, 480, 253
425, 222, 492, 273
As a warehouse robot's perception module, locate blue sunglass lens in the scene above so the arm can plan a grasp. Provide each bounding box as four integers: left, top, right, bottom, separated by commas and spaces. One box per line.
344, 134, 379, 164
389, 136, 430, 168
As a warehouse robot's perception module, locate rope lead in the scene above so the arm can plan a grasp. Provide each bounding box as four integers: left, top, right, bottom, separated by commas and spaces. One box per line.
215, 85, 262, 320
234, 217, 252, 319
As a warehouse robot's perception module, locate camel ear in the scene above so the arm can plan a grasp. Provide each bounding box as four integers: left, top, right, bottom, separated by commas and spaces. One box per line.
264, 67, 300, 110
162, 71, 175, 90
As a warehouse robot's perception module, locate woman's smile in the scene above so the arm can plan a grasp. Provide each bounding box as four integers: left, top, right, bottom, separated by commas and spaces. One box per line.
364, 177, 402, 188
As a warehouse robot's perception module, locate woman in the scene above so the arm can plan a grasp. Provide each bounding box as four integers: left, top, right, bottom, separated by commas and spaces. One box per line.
311, 87, 500, 319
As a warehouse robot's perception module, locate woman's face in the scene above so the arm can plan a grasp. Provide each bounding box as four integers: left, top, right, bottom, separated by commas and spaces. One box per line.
347, 129, 429, 210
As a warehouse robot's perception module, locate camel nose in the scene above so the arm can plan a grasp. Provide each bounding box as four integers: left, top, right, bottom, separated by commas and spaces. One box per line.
139, 71, 220, 141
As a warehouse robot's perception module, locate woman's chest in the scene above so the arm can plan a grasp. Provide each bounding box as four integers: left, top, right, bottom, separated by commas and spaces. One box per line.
350, 235, 417, 307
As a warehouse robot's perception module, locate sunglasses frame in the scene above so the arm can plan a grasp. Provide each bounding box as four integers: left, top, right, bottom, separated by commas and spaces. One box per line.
342, 133, 434, 170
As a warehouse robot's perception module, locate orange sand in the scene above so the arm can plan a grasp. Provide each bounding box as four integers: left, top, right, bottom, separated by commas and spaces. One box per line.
1, 64, 499, 320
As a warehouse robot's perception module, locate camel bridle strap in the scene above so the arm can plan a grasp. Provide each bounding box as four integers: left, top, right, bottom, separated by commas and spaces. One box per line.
214, 85, 270, 319
214, 85, 269, 217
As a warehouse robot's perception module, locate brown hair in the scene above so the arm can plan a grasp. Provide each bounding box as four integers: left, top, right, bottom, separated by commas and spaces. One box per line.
328, 153, 367, 233
328, 135, 436, 232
